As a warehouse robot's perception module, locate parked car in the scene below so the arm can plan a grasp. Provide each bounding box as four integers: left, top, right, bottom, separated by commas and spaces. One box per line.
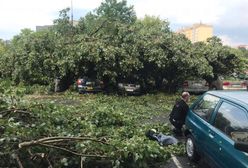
76, 77, 104, 93
117, 83, 141, 95
183, 77, 248, 93
184, 91, 248, 168
221, 80, 248, 90
219, 74, 248, 91
182, 79, 210, 93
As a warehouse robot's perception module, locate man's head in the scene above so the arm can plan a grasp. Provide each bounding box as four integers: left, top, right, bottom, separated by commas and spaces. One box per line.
181, 92, 190, 102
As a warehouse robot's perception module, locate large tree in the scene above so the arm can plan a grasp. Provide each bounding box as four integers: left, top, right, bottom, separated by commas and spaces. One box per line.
203, 37, 242, 81
0, 0, 244, 93
75, 0, 139, 88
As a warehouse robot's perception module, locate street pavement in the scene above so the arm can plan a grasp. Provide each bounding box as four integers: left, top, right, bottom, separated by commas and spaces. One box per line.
160, 135, 211, 168
160, 155, 211, 168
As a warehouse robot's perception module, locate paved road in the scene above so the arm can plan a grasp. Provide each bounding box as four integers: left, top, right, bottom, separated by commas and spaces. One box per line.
149, 113, 212, 168
161, 155, 196, 168
161, 155, 211, 168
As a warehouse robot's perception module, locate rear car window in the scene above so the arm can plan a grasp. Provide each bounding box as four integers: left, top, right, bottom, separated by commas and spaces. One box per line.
192, 94, 220, 121
214, 102, 248, 142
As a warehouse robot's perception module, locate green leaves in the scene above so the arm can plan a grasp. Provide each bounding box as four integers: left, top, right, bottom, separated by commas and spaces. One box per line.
0, 90, 186, 167
96, 0, 136, 24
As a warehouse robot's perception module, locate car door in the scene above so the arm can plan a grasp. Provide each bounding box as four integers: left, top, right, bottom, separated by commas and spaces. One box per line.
207, 101, 248, 168
187, 94, 220, 161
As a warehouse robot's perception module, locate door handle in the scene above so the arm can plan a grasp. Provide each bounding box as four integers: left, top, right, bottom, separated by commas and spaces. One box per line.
208, 130, 215, 138
209, 133, 214, 139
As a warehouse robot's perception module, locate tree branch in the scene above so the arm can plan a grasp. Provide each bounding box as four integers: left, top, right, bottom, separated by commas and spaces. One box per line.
18, 136, 113, 160
19, 136, 110, 148
0, 108, 31, 117
15, 154, 24, 168
39, 143, 108, 158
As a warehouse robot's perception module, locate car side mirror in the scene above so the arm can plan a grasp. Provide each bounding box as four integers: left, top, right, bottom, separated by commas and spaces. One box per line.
234, 141, 248, 153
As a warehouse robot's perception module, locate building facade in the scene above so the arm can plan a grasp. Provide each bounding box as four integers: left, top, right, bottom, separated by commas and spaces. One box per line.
177, 23, 213, 43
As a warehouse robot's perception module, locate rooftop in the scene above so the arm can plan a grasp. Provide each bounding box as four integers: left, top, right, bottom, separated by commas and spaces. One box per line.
177, 23, 213, 32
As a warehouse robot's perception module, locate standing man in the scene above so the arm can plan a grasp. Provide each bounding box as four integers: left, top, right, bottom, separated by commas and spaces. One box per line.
169, 92, 190, 136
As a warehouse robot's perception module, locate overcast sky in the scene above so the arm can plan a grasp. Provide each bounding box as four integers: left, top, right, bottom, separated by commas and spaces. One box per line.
1, 0, 247, 46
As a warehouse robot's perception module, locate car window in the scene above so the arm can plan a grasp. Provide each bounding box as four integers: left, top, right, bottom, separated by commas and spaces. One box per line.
214, 102, 248, 142
192, 94, 220, 121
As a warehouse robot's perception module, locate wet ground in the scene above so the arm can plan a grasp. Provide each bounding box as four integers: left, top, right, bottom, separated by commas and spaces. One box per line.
161, 155, 211, 168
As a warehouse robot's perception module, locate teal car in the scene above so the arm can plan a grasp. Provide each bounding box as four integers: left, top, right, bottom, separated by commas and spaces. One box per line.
185, 91, 248, 168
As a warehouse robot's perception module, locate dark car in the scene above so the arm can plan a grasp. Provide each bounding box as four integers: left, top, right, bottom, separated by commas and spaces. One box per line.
184, 91, 248, 168
76, 77, 104, 93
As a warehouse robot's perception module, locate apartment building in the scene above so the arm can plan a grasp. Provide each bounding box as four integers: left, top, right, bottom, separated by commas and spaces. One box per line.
177, 23, 213, 43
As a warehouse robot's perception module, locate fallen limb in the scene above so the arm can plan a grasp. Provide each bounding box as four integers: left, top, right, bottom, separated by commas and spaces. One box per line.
40, 143, 108, 158
0, 108, 31, 118
19, 136, 110, 148
18, 136, 112, 160
14, 154, 24, 168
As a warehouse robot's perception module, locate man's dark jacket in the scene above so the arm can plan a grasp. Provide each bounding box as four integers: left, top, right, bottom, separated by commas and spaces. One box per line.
169, 99, 189, 124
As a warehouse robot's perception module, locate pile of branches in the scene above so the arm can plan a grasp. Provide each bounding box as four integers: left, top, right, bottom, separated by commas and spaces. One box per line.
17, 136, 111, 168
0, 106, 114, 168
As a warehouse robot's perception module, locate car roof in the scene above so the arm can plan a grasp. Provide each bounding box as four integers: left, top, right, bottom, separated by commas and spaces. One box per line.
207, 91, 248, 108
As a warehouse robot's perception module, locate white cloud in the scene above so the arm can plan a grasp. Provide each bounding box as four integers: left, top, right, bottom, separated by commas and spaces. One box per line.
0, 0, 247, 44
0, 0, 70, 31
131, 0, 248, 45
74, 0, 103, 9
0, 0, 103, 33
132, 0, 226, 25
219, 35, 234, 46
218, 35, 244, 47
216, 0, 248, 28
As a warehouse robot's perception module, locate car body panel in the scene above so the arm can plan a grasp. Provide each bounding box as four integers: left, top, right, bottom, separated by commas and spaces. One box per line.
206, 122, 248, 168
185, 91, 248, 168
222, 80, 248, 90
118, 83, 141, 95
183, 77, 248, 93
183, 80, 209, 93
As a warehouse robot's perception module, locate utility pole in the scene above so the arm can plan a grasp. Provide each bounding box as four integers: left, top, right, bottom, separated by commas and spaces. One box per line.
71, 0, 73, 26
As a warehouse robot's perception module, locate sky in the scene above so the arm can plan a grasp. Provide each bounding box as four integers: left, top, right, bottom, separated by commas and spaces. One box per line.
1, 0, 248, 47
